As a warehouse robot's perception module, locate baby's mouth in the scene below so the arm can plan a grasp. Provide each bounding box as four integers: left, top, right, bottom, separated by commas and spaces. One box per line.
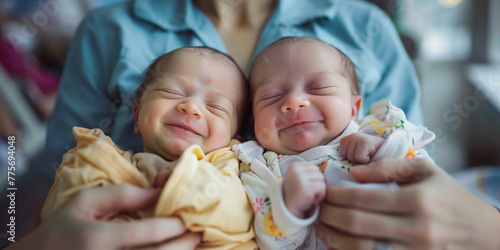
279, 121, 323, 135
164, 123, 202, 137
282, 121, 316, 130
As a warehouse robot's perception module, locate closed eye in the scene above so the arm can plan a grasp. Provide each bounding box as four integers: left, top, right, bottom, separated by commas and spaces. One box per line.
206, 104, 230, 116
307, 84, 338, 95
156, 89, 184, 98
256, 93, 283, 106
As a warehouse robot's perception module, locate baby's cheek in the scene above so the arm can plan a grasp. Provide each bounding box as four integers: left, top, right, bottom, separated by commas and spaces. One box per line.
205, 125, 232, 150
255, 127, 277, 148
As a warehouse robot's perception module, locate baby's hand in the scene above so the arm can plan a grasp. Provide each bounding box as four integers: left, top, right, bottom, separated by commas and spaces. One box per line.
154, 163, 175, 188
283, 162, 326, 219
339, 133, 385, 164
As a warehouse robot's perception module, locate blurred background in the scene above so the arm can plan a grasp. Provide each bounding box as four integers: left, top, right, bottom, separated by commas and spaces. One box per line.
0, 0, 499, 244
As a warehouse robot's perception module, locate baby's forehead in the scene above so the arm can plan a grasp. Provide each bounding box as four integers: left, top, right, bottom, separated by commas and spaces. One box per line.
152, 50, 247, 98
151, 50, 244, 82
251, 40, 340, 73
248, 38, 359, 94
157, 49, 227, 68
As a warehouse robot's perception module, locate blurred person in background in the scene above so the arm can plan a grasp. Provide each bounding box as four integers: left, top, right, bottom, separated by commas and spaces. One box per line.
4, 0, 500, 249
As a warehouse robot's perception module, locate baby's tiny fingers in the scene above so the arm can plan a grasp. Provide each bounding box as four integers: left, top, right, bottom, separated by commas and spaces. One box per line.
354, 146, 371, 164
154, 167, 172, 188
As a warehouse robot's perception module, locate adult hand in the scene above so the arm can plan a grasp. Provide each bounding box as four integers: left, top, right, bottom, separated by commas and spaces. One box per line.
316, 158, 500, 250
7, 184, 201, 250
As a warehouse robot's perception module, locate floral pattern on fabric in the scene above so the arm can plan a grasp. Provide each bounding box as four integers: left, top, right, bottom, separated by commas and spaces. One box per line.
252, 197, 265, 214
264, 151, 282, 180
405, 146, 417, 159
263, 210, 287, 239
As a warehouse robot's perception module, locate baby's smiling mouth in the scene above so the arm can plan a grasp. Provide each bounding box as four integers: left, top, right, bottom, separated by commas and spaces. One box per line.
280, 120, 321, 132
282, 121, 316, 129
164, 123, 202, 137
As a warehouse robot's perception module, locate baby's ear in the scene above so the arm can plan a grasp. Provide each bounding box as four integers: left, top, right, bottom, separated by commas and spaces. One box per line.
351, 95, 363, 121
133, 100, 141, 134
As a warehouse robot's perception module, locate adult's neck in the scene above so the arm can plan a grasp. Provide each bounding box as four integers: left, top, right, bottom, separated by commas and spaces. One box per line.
193, 0, 277, 30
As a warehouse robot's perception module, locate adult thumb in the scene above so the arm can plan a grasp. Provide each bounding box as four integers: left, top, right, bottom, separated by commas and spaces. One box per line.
349, 158, 437, 185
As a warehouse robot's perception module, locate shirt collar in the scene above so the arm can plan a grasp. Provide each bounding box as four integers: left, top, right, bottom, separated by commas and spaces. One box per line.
275, 0, 337, 26
133, 0, 199, 31
133, 0, 337, 31
327, 120, 359, 146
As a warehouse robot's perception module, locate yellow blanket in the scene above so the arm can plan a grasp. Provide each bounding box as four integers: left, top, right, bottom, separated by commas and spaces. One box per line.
41, 127, 256, 250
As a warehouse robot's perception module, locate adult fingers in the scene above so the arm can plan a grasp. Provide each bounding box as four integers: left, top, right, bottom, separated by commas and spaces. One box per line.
322, 185, 480, 248
71, 184, 161, 220
315, 223, 409, 250
349, 158, 436, 185
109, 217, 188, 248
323, 186, 420, 213
318, 203, 411, 243
315, 222, 372, 250
152, 232, 201, 250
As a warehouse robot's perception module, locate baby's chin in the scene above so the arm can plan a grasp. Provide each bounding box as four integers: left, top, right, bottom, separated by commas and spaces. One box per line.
148, 148, 181, 161
263, 139, 324, 155
144, 142, 188, 161
281, 133, 330, 154
286, 142, 323, 154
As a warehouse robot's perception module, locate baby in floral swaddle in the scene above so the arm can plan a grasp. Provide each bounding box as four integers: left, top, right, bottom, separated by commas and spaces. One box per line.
232, 37, 435, 250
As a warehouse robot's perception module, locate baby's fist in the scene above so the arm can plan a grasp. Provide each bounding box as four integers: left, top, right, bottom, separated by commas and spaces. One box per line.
283, 162, 326, 218
154, 163, 175, 188
340, 133, 385, 164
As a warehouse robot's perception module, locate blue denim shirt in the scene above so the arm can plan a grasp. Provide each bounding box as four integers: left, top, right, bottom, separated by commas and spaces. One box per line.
45, 0, 423, 173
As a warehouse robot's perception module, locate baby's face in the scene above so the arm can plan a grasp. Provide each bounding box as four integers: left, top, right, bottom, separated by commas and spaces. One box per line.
251, 42, 360, 155
134, 51, 245, 160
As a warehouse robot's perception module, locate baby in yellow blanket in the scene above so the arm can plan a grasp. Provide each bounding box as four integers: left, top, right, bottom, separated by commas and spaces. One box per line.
41, 47, 256, 249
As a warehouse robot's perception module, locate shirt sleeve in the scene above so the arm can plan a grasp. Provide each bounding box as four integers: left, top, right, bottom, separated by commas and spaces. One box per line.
362, 6, 424, 126
45, 10, 121, 170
